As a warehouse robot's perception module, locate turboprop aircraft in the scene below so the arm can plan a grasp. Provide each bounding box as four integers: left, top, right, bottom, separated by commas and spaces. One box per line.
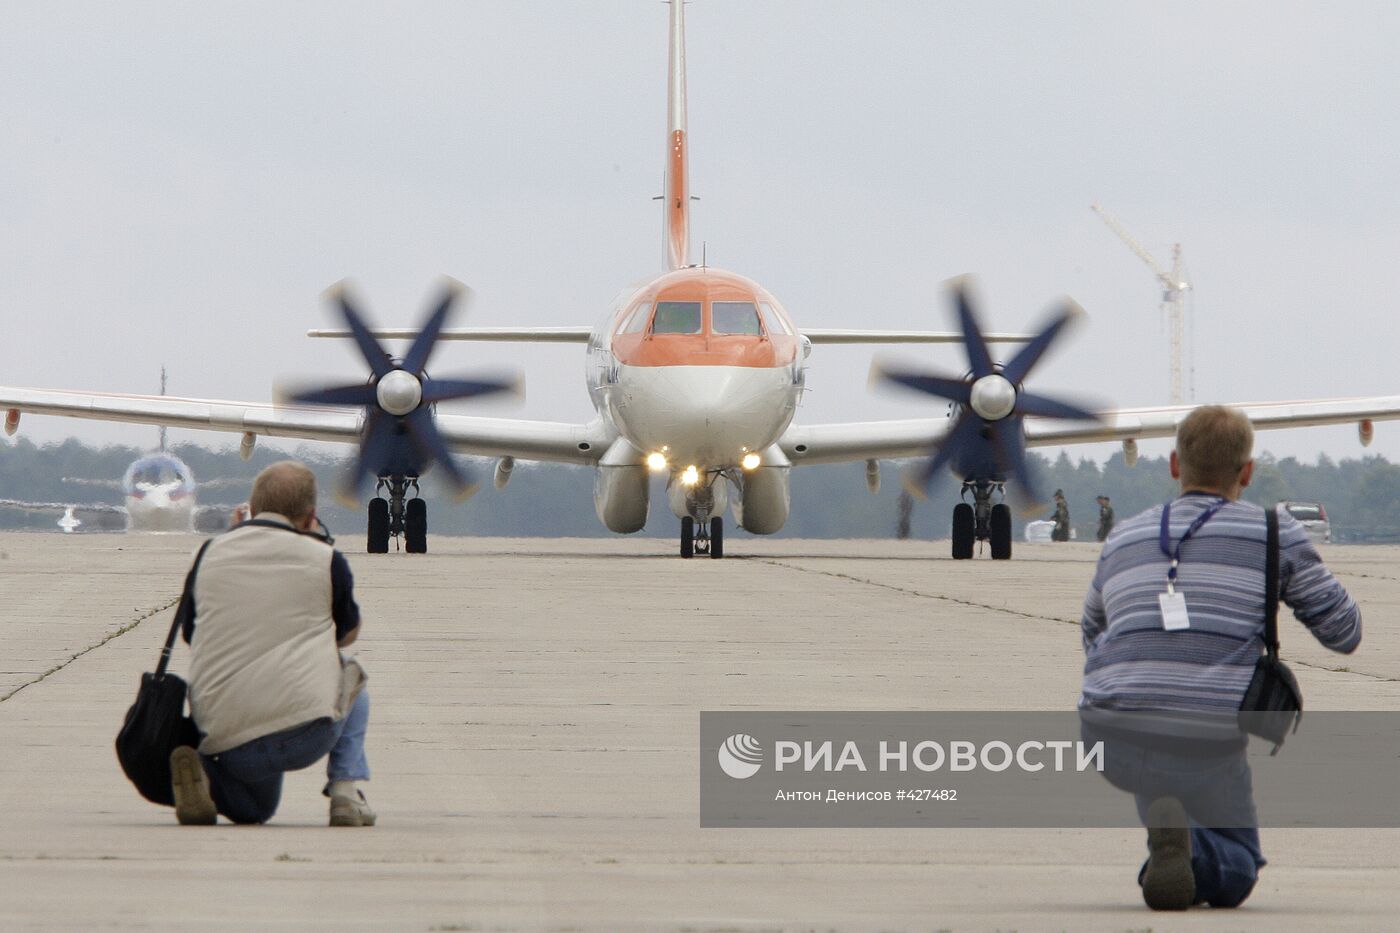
4, 0, 1400, 559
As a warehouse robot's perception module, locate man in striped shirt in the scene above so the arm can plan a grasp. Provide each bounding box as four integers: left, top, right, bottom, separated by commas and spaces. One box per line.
1080, 405, 1360, 911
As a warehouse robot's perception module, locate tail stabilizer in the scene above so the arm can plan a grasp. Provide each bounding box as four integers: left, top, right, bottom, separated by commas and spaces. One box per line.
663, 0, 690, 270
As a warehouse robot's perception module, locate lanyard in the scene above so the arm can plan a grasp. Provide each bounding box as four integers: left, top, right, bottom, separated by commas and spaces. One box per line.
1158, 497, 1228, 593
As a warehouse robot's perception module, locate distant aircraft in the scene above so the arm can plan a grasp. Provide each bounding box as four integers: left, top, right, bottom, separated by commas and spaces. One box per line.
3, 1, 1400, 559
0, 372, 235, 533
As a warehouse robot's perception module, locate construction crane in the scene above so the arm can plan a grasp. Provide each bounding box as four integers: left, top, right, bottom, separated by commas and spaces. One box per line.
1091, 203, 1192, 404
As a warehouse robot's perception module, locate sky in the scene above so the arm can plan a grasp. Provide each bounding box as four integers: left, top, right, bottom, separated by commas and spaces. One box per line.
4, 1, 1399, 470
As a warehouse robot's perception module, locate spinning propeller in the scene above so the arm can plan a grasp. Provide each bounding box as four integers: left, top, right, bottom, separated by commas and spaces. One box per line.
286, 280, 519, 504
873, 281, 1100, 505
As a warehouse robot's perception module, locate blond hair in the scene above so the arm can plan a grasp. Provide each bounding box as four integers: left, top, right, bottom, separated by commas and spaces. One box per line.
1175, 405, 1253, 491
249, 460, 318, 524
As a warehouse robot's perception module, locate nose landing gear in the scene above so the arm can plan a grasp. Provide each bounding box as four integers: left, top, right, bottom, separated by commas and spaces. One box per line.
680, 515, 724, 559
950, 479, 1012, 560
367, 475, 428, 554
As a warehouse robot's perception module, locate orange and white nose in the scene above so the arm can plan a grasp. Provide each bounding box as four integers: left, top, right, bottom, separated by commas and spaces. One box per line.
615, 364, 796, 468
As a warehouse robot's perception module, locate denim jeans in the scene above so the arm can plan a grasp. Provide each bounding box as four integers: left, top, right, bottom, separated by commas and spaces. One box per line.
1084, 723, 1266, 908
200, 688, 370, 825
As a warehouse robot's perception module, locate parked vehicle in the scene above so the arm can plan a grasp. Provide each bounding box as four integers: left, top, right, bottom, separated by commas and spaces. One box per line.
1279, 501, 1330, 544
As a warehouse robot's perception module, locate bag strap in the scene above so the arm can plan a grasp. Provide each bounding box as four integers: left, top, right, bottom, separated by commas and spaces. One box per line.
235, 517, 333, 544
156, 538, 213, 678
1263, 506, 1280, 658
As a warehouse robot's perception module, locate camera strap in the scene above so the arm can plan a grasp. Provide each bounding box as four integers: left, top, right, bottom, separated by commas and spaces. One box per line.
1264, 506, 1280, 659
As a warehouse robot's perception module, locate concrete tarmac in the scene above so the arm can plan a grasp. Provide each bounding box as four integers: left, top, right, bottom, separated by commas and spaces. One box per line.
1, 531, 1397, 931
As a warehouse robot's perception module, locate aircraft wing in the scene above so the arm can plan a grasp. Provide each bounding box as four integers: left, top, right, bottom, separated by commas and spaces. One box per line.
0, 386, 610, 467
801, 329, 1033, 345
0, 498, 124, 514
308, 327, 595, 343
778, 395, 1400, 465
307, 326, 1035, 346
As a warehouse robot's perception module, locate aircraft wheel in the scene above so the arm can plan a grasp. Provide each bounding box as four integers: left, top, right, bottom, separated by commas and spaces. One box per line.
990, 503, 1013, 560
709, 516, 724, 559
680, 516, 695, 559
951, 503, 975, 560
405, 498, 428, 554
367, 498, 390, 554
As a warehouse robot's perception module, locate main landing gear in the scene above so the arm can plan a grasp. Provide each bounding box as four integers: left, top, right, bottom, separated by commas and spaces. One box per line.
680, 516, 724, 559
950, 479, 1012, 561
367, 475, 428, 554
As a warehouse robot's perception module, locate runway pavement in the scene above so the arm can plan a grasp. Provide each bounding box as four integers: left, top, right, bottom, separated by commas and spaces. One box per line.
1, 531, 1397, 931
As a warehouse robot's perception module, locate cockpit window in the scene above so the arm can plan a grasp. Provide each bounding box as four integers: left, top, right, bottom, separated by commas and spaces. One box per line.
712, 301, 763, 335
619, 304, 649, 334
759, 302, 794, 336
651, 301, 702, 335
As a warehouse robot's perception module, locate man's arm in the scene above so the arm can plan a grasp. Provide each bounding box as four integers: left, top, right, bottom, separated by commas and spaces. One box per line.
1278, 515, 1361, 653
330, 550, 362, 647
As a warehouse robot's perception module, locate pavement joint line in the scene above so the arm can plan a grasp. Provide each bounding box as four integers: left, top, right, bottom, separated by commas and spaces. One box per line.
749, 558, 1080, 627
0, 595, 180, 703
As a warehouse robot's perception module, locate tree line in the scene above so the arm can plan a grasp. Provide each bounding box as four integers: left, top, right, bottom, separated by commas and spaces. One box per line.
3, 436, 1397, 542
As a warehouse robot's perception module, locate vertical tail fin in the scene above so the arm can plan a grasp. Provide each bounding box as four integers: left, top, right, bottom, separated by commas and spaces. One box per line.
158, 366, 167, 452
663, 0, 690, 270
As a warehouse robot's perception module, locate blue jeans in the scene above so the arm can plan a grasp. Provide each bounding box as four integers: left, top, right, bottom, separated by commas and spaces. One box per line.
200, 689, 370, 825
1086, 724, 1266, 908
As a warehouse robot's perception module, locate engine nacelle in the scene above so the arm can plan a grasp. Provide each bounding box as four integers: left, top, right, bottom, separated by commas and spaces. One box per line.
1122, 438, 1139, 468
4, 408, 18, 436
494, 456, 515, 490
594, 439, 650, 533
1360, 419, 1374, 447
239, 431, 257, 461
733, 464, 790, 534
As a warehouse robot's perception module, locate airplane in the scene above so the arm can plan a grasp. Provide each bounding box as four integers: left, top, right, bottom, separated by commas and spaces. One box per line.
0, 372, 236, 534
4, 1, 1400, 560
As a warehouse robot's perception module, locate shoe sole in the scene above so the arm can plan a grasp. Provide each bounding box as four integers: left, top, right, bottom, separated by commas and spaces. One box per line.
329, 796, 376, 827
1143, 797, 1194, 910
169, 747, 217, 826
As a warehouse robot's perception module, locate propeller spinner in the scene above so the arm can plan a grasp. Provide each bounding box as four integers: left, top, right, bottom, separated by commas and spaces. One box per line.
288, 280, 519, 504
874, 281, 1100, 505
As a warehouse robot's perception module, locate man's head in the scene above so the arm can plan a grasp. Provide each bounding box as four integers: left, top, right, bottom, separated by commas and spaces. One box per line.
1171, 405, 1254, 498
1097, 495, 1109, 504
249, 460, 318, 527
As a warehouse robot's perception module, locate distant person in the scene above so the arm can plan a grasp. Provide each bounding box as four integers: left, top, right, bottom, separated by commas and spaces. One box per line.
1050, 489, 1071, 542
167, 460, 375, 827
1079, 405, 1360, 910
1096, 495, 1115, 542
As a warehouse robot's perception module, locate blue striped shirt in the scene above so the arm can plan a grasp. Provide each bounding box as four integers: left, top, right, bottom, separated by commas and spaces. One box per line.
1080, 493, 1360, 717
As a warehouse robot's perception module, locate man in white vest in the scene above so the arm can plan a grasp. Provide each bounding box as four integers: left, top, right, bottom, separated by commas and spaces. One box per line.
167, 460, 374, 827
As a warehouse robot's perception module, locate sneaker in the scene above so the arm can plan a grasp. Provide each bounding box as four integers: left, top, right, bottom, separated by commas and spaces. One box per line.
1142, 796, 1195, 910
169, 746, 217, 826
329, 789, 376, 827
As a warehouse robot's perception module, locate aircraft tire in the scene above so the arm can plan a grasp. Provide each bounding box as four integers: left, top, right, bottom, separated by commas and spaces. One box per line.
405, 498, 428, 554
367, 498, 390, 554
710, 516, 723, 559
951, 503, 975, 560
990, 503, 1012, 560
680, 516, 695, 559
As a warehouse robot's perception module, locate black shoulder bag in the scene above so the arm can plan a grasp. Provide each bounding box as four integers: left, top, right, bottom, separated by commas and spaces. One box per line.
114, 539, 210, 805
1238, 506, 1304, 754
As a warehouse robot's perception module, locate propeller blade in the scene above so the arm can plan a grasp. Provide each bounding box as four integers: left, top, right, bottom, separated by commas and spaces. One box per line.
954, 284, 995, 379
404, 408, 479, 501
902, 413, 978, 498
1000, 301, 1083, 385
1014, 391, 1101, 422
285, 382, 378, 408
986, 420, 1042, 510
402, 280, 466, 375
872, 365, 972, 404
328, 284, 394, 380
419, 376, 521, 405
337, 410, 393, 506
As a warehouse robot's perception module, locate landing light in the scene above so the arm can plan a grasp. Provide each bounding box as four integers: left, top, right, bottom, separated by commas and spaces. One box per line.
646, 452, 669, 471
741, 453, 761, 471
680, 465, 700, 487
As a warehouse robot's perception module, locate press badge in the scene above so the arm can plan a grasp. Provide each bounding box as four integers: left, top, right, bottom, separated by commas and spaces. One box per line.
1159, 591, 1191, 630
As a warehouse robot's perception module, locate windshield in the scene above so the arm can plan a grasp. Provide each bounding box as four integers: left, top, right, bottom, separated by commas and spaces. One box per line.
651, 301, 702, 335
1287, 504, 1323, 521
712, 301, 762, 335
